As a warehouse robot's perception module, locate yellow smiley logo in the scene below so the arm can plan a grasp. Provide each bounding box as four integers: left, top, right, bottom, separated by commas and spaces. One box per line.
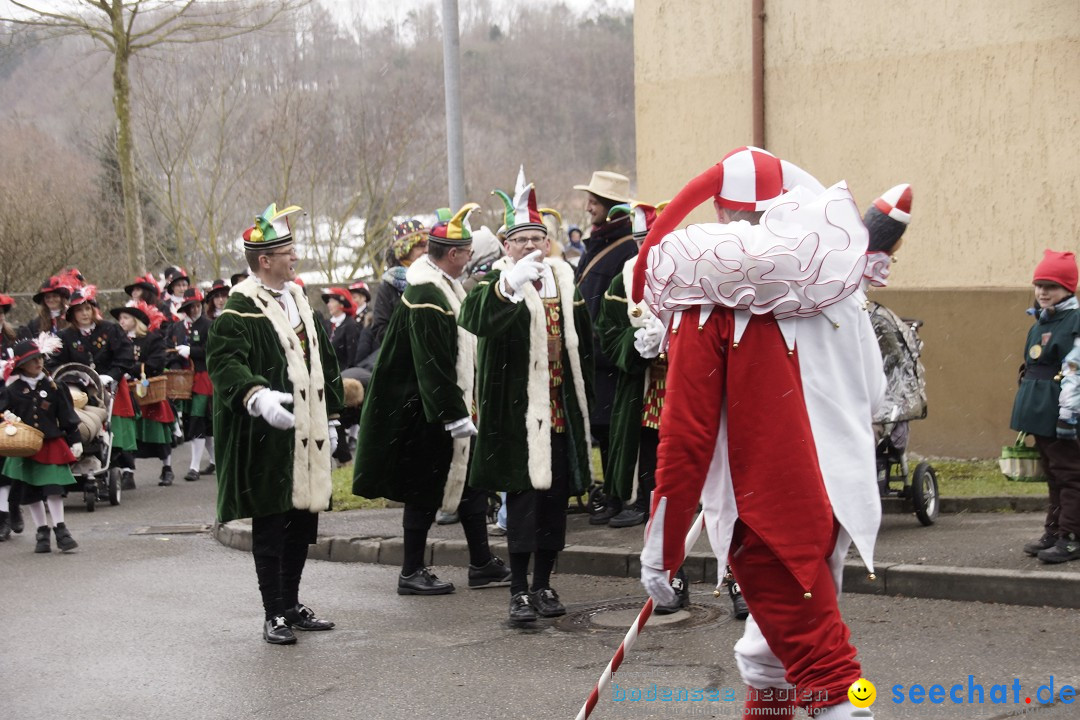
848, 678, 876, 708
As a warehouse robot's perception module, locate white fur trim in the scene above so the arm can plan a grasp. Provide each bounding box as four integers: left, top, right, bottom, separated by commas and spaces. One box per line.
230, 277, 332, 513
406, 259, 476, 512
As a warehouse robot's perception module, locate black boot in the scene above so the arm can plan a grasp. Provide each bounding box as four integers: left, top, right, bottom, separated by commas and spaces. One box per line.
121, 470, 136, 491
0, 511, 10, 541
35, 525, 51, 553
54, 522, 78, 552
655, 568, 691, 615
158, 466, 174, 487
9, 503, 23, 534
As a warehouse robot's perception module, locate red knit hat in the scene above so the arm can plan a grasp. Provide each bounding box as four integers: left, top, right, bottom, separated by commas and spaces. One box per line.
1033, 250, 1078, 293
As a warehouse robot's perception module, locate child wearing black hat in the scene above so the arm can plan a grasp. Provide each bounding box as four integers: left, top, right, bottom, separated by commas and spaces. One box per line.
0, 340, 83, 552
1012, 250, 1080, 564
166, 289, 216, 481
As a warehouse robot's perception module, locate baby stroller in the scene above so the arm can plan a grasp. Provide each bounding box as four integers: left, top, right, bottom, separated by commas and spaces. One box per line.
870, 304, 939, 526
54, 363, 120, 512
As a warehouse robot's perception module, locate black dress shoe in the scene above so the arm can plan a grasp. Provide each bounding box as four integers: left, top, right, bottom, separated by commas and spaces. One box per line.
54, 522, 78, 552
730, 581, 749, 620
509, 591, 538, 622
200, 462, 216, 476
183, 469, 200, 482
529, 587, 566, 618
609, 508, 648, 528
468, 556, 512, 588
120, 471, 136, 491
263, 616, 297, 645
158, 466, 174, 486
397, 567, 455, 595
283, 604, 335, 631
655, 568, 690, 615
0, 511, 10, 541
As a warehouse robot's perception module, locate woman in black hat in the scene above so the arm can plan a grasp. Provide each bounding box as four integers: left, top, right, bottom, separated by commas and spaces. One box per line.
204, 279, 230, 321
20, 276, 72, 341
167, 289, 216, 481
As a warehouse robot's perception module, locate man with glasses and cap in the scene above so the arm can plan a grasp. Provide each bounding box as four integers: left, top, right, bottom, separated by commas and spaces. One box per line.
207, 203, 345, 645
354, 204, 512, 596
460, 178, 594, 623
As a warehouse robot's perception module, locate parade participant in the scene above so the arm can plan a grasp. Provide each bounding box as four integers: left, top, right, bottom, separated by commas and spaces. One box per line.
204, 279, 230, 322
348, 281, 372, 325
229, 270, 249, 287
369, 219, 428, 347
572, 170, 637, 524
167, 288, 215, 481
0, 339, 83, 553
123, 273, 169, 317
0, 293, 19, 539
354, 204, 511, 594
207, 202, 344, 645
1012, 250, 1080, 563
162, 267, 190, 322
112, 301, 176, 486
320, 287, 361, 371
632, 147, 882, 720
460, 178, 594, 623
595, 201, 690, 614
21, 276, 72, 341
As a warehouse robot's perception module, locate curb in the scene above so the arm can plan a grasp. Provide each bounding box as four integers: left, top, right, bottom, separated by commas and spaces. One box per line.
881, 495, 1045, 514
212, 519, 1080, 610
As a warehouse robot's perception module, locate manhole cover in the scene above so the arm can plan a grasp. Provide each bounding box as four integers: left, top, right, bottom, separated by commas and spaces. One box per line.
130, 524, 212, 535
554, 595, 731, 634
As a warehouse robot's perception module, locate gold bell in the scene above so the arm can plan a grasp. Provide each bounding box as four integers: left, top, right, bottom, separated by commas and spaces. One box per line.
732, 342, 739, 349
868, 573, 877, 581
803, 592, 813, 600
631, 307, 643, 318
787, 350, 794, 356
712, 589, 723, 598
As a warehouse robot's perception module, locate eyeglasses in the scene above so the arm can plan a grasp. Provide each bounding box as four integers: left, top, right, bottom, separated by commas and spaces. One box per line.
506, 235, 547, 246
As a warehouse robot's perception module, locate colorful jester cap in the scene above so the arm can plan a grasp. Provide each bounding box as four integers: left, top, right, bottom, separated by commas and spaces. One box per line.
429, 203, 480, 247
492, 178, 546, 239
243, 203, 303, 251
539, 207, 563, 242
630, 201, 669, 242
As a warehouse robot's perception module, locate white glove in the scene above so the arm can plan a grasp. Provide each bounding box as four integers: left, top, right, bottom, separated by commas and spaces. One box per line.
69, 442, 83, 459
447, 417, 478, 438
641, 564, 677, 607
98, 374, 114, 387
248, 388, 295, 431
633, 317, 665, 359
176, 345, 191, 359
328, 420, 340, 454
502, 249, 545, 295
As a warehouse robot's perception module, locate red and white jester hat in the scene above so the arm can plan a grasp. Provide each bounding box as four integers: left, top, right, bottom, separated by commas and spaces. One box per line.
630, 146, 822, 301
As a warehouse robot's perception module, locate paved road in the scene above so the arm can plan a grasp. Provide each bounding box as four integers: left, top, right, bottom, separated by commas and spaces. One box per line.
5, 450, 1078, 719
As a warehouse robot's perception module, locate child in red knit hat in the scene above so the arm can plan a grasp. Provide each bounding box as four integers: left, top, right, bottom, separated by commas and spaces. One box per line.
1011, 249, 1080, 563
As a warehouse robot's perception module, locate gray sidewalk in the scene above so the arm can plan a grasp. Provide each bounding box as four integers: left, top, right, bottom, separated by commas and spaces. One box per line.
214, 496, 1080, 610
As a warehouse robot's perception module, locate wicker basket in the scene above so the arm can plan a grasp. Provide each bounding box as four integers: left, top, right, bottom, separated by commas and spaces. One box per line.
165, 368, 195, 400
135, 375, 168, 406
0, 420, 45, 458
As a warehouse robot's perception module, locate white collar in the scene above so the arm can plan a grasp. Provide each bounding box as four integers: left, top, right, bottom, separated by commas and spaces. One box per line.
423, 255, 460, 284
330, 313, 346, 327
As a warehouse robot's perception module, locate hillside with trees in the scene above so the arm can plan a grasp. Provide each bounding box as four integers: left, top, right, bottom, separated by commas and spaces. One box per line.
0, 0, 633, 295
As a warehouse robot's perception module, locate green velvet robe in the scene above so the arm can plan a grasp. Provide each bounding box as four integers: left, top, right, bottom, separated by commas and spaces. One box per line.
458, 257, 594, 494
352, 259, 475, 511
207, 278, 344, 523
595, 263, 652, 501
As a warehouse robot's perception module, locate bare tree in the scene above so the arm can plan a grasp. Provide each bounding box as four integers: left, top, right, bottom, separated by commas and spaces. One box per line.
1, 0, 308, 276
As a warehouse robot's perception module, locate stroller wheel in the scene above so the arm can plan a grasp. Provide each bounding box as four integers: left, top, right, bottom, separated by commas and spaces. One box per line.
911, 462, 939, 526
108, 467, 122, 506
84, 487, 96, 513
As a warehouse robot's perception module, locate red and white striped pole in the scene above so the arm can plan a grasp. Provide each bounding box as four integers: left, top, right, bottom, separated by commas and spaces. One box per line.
575, 511, 707, 720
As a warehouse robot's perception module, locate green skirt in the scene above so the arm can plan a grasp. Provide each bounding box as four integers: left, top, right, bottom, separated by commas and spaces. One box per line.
137, 418, 173, 445
4, 458, 76, 487
112, 415, 138, 452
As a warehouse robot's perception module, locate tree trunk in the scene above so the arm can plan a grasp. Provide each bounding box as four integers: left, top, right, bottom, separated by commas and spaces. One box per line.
111, 15, 146, 275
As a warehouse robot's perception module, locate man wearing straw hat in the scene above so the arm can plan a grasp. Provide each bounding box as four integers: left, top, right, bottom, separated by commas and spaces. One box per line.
573, 170, 638, 524
207, 202, 345, 646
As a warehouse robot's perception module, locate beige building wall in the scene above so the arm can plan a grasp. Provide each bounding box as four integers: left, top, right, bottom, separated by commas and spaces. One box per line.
634, 0, 1080, 456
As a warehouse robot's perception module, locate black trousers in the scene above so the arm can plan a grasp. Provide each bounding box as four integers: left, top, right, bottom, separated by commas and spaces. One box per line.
631, 426, 659, 512
251, 508, 319, 619
1036, 435, 1080, 537
506, 432, 571, 554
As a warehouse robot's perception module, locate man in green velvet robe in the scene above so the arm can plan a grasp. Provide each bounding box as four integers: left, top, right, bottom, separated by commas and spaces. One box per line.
353, 204, 510, 596
207, 203, 344, 646
459, 178, 594, 624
